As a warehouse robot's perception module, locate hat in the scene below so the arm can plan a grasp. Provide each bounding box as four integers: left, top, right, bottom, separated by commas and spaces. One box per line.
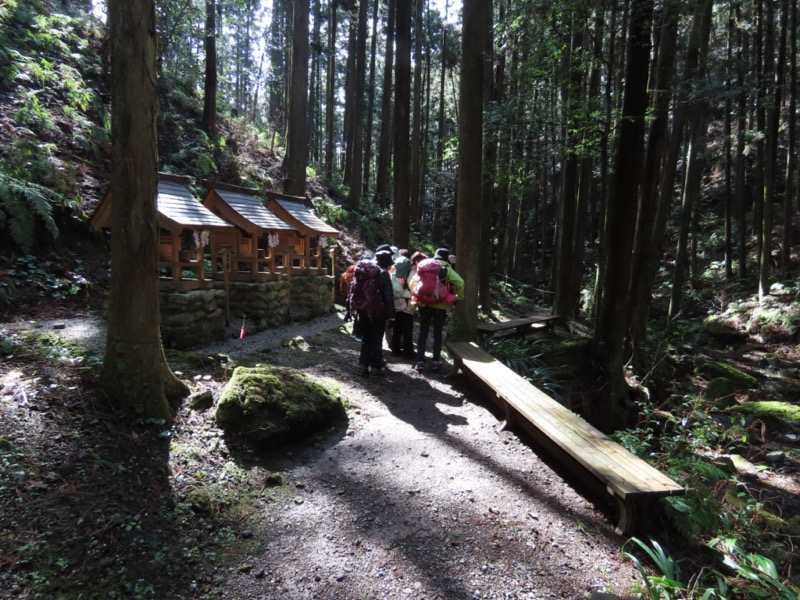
393, 255, 412, 279
375, 250, 394, 268
410, 251, 427, 264
376, 244, 392, 254
434, 247, 450, 262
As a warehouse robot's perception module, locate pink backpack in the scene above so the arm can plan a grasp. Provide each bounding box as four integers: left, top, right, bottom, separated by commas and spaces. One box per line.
413, 258, 457, 305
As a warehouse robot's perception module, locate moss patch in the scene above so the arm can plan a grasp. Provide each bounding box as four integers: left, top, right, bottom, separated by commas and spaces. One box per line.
731, 401, 800, 431
215, 365, 345, 447
696, 361, 758, 388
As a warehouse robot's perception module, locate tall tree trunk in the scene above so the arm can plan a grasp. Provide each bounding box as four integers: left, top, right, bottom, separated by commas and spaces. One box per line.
268, 0, 289, 130
759, 0, 783, 298
785, 0, 796, 273
669, 116, 708, 318
362, 0, 379, 198
593, 0, 653, 424
324, 0, 338, 181
552, 22, 584, 319
201, 0, 218, 137
103, 0, 187, 421
308, 0, 323, 165
454, 0, 489, 341
409, 0, 425, 226
392, 0, 412, 248
342, 10, 358, 187
735, 1, 748, 278
346, 0, 369, 209
667, 0, 713, 320
436, 0, 448, 171
479, 0, 498, 313
284, 0, 310, 195
724, 1, 734, 279
753, 0, 765, 276
374, 0, 396, 205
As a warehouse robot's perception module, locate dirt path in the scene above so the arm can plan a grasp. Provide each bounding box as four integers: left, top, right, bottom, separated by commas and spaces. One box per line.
213, 318, 641, 599
1, 310, 641, 598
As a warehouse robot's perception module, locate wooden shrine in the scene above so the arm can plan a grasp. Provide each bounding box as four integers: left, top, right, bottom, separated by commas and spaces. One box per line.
90, 174, 233, 291
201, 182, 298, 282
264, 191, 340, 276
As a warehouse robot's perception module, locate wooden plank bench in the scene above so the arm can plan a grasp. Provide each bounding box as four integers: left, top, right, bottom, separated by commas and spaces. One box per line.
445, 340, 685, 535
476, 311, 563, 340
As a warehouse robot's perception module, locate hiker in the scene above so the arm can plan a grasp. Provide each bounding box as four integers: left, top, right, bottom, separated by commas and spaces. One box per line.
410, 247, 463, 372
350, 250, 395, 376
376, 243, 396, 345
390, 254, 415, 357
409, 250, 427, 283
341, 258, 366, 342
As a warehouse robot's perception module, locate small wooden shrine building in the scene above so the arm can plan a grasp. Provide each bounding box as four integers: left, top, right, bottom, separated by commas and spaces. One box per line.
264, 191, 340, 275
91, 174, 233, 291
201, 182, 297, 281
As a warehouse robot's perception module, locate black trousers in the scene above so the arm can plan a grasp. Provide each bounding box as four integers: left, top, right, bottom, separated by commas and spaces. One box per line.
359, 313, 386, 368
416, 306, 447, 362
391, 312, 414, 354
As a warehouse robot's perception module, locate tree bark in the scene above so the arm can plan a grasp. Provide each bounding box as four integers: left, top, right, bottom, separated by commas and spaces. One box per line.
103, 0, 187, 421
284, 0, 311, 196
593, 0, 653, 423
324, 0, 338, 181
346, 0, 369, 209
453, 0, 489, 341
201, 0, 218, 138
374, 0, 396, 205
392, 0, 412, 248
362, 0, 380, 198
409, 0, 425, 225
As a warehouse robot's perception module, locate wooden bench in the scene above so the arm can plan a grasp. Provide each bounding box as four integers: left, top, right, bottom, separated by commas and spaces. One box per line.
445, 340, 685, 535
476, 311, 563, 340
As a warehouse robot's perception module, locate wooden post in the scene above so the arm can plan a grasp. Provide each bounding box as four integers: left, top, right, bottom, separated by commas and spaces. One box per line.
285, 248, 293, 282
219, 246, 232, 325
329, 247, 336, 306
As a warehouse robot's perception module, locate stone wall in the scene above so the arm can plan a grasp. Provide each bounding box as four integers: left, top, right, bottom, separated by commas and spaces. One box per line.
160, 289, 227, 349
217, 280, 291, 331
158, 276, 334, 348
289, 275, 335, 320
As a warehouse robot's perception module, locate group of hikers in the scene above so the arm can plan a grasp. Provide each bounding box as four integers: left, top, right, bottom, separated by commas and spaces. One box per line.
341, 244, 464, 376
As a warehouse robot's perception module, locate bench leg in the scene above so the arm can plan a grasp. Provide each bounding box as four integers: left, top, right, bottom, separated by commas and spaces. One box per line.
613, 495, 637, 536
446, 358, 462, 378
495, 398, 516, 431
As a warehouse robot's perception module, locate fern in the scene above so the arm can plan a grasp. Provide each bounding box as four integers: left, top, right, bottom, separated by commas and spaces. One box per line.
0, 172, 61, 251
669, 455, 728, 483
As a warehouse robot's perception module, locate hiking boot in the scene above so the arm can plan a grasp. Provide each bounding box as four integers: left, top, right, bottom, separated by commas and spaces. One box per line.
358, 363, 369, 376
369, 366, 386, 376
431, 360, 443, 372
414, 361, 426, 372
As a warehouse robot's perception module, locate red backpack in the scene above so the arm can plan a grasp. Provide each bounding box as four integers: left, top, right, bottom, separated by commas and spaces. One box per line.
349, 259, 385, 317
413, 258, 457, 305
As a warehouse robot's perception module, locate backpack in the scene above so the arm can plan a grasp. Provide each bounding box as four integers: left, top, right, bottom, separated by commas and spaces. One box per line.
413, 258, 457, 306
340, 264, 357, 295
349, 259, 385, 317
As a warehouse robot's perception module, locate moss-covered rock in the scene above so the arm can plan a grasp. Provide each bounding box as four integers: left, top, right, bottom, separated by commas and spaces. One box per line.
215, 365, 345, 447
696, 361, 758, 388
703, 315, 748, 345
731, 401, 800, 431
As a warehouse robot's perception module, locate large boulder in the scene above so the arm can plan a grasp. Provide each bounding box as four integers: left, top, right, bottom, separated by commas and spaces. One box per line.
215, 365, 345, 447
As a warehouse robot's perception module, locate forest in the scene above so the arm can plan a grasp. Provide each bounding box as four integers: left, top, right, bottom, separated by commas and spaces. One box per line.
1, 0, 800, 597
